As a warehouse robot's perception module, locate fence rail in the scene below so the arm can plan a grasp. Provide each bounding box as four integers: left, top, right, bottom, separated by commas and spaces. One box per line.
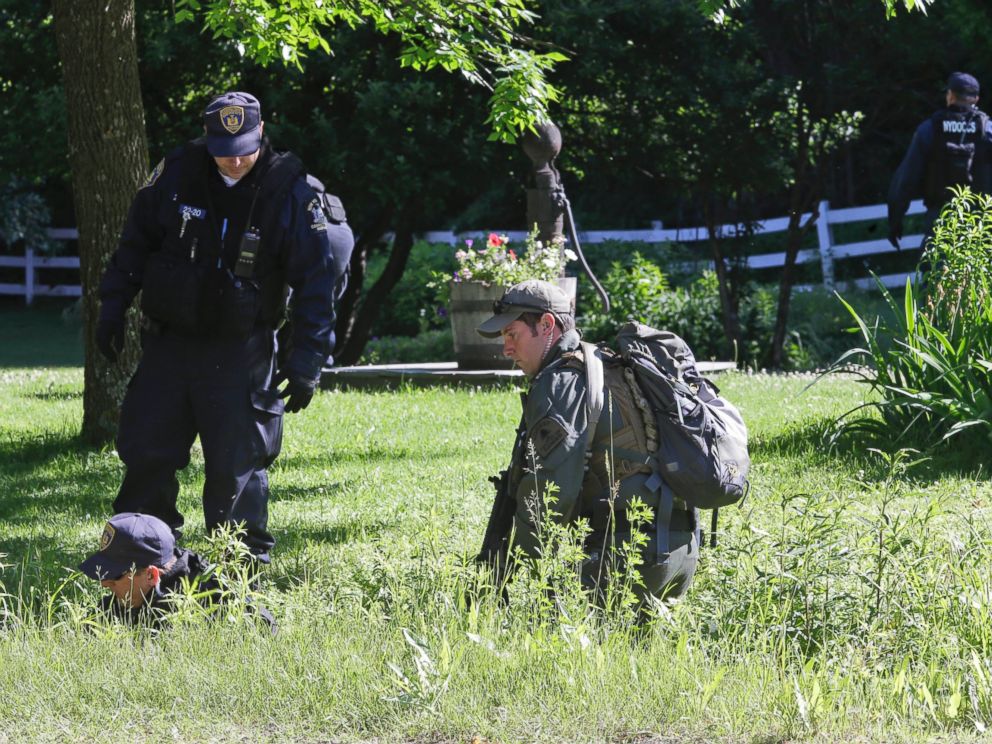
425, 198, 927, 292
0, 228, 80, 303
4, 200, 923, 304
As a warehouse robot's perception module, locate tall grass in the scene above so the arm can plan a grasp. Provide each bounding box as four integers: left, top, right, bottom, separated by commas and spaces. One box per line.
1, 366, 991, 742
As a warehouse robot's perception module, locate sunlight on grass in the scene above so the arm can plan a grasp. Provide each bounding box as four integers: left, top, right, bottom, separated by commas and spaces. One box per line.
1, 367, 991, 742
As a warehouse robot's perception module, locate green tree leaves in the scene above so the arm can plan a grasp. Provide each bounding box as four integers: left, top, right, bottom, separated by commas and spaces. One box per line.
176, 0, 564, 142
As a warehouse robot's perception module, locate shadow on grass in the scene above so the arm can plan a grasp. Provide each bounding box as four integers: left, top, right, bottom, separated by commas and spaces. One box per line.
750, 416, 860, 462
0, 428, 94, 466
268, 482, 346, 503
0, 533, 90, 597
276, 517, 393, 553
752, 414, 992, 485
28, 389, 84, 401
0, 430, 118, 525
0, 300, 84, 368
274, 444, 475, 472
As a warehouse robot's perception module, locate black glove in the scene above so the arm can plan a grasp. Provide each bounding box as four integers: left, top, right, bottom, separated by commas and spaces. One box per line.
95, 316, 126, 363
274, 373, 316, 413
888, 221, 902, 251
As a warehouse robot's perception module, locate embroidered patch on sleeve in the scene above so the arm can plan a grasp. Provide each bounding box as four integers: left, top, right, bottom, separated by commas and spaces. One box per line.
308, 197, 327, 232
142, 159, 165, 189
531, 416, 567, 459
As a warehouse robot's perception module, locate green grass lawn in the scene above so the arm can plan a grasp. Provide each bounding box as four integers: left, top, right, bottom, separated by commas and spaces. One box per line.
1, 329, 991, 741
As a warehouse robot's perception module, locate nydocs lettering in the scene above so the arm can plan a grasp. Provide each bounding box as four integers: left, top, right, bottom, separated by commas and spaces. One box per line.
943, 120, 977, 134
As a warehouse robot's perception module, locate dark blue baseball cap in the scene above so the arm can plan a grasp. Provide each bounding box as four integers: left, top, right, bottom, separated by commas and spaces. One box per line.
78, 512, 176, 580
203, 91, 263, 157
947, 72, 980, 97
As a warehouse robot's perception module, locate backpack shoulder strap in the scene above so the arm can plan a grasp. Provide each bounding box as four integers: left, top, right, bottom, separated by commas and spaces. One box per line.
581, 341, 605, 448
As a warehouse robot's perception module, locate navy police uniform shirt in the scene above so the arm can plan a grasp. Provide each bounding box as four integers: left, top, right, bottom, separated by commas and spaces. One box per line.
99, 140, 338, 384
888, 106, 992, 228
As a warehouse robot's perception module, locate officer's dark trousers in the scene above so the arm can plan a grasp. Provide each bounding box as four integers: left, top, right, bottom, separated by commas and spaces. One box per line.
113, 329, 284, 562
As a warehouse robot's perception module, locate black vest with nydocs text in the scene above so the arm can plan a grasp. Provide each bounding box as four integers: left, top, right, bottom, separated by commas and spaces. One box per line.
925, 106, 989, 209
139, 138, 304, 338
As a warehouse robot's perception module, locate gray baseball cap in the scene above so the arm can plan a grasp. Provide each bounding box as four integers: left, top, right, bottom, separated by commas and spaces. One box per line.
477, 280, 573, 338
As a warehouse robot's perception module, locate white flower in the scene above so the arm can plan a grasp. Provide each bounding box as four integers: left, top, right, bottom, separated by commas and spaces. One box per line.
564, 249, 578, 261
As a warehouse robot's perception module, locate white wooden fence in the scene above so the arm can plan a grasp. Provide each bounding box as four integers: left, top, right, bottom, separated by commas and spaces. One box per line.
0, 228, 80, 304
425, 198, 927, 292
3, 199, 925, 303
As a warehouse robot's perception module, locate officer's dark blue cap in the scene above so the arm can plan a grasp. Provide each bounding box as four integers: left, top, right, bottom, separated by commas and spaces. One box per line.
947, 72, 980, 97
203, 91, 263, 157
78, 512, 175, 581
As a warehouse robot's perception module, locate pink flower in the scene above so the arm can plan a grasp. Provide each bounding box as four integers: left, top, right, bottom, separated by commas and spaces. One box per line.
508, 249, 517, 261
455, 250, 467, 261
487, 232, 501, 248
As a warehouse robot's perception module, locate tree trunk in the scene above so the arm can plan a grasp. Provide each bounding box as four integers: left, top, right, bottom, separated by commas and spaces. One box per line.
336, 225, 417, 366
53, 0, 149, 443
334, 206, 394, 358
702, 200, 744, 360
768, 110, 819, 369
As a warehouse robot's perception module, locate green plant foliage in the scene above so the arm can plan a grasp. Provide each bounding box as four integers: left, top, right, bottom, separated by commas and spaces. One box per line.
582, 253, 860, 369
176, 0, 562, 143
6, 353, 992, 740
832, 190, 992, 451
0, 180, 57, 254
361, 328, 454, 365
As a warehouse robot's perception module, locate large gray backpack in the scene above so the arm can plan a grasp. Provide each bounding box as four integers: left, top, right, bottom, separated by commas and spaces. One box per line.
581, 322, 749, 545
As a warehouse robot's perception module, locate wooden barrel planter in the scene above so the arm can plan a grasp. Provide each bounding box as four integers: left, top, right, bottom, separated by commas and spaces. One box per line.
448, 277, 577, 369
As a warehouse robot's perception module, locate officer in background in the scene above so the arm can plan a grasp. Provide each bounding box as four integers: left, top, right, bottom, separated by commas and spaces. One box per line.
476, 281, 698, 610
888, 72, 992, 250
96, 92, 353, 566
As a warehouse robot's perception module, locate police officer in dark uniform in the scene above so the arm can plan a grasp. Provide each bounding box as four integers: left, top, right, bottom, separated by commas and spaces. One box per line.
79, 511, 276, 632
888, 72, 992, 250
96, 92, 353, 565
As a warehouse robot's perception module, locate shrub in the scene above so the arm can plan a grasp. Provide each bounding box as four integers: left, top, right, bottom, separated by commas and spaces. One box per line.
831, 189, 992, 451
365, 242, 455, 337
360, 328, 454, 365
582, 253, 858, 368
0, 180, 57, 255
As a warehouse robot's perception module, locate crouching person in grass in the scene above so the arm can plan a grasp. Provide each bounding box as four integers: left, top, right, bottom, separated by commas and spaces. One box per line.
79, 512, 275, 633
476, 280, 698, 616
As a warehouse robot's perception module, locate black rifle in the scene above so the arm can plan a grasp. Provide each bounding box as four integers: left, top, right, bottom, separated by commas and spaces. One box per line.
476, 418, 528, 586
477, 468, 515, 567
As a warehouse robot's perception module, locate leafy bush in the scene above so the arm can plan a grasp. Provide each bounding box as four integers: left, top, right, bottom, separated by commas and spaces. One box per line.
365, 242, 455, 337
360, 328, 454, 365
365, 243, 881, 370
582, 253, 859, 368
0, 180, 57, 255
831, 190, 992, 451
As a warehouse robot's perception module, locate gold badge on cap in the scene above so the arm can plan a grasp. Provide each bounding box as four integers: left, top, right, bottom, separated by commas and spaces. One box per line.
219, 106, 245, 134
100, 523, 116, 551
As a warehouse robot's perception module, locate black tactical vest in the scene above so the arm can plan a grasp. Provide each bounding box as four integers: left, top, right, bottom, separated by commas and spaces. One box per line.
140, 139, 304, 338
925, 106, 988, 208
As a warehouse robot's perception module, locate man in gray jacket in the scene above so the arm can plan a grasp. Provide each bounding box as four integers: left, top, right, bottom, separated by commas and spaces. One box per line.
476, 280, 698, 607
